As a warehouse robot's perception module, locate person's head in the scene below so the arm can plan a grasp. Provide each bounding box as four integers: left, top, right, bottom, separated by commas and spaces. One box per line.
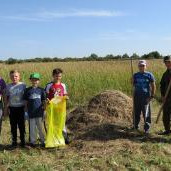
138, 60, 147, 73
52, 68, 63, 83
163, 56, 171, 70
29, 73, 40, 87
10, 70, 20, 84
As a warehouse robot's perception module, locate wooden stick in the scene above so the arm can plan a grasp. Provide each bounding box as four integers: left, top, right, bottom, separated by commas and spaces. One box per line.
156, 78, 171, 124
130, 57, 135, 128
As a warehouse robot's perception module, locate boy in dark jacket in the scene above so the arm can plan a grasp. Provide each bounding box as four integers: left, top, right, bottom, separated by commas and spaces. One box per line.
24, 73, 46, 147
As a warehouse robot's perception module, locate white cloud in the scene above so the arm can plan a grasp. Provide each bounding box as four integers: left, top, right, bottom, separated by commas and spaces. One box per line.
38, 10, 126, 18
97, 30, 150, 41
0, 9, 127, 22
2, 16, 45, 21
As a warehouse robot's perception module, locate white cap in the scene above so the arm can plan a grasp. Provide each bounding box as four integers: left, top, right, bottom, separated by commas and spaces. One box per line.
138, 60, 146, 66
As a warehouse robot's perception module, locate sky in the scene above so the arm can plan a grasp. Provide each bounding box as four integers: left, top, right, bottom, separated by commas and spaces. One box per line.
0, 0, 171, 59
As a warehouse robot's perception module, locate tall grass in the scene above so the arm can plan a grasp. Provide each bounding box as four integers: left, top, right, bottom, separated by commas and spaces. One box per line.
0, 59, 165, 108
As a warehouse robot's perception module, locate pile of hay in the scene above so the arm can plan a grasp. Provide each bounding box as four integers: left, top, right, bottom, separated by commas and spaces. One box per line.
67, 90, 133, 132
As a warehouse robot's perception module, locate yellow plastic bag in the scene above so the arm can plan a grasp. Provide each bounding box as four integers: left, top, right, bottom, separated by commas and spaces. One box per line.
45, 96, 66, 148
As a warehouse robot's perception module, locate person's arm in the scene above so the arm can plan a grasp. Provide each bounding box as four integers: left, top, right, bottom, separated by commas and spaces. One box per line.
45, 83, 51, 103
63, 83, 69, 100
41, 89, 46, 110
23, 88, 28, 112
42, 100, 46, 110
149, 73, 156, 100
41, 89, 47, 120
24, 101, 28, 112
160, 73, 166, 97
1, 79, 6, 103
160, 73, 166, 102
150, 81, 156, 98
3, 89, 9, 116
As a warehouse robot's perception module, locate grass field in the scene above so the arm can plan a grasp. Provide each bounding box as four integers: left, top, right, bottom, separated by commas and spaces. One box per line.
0, 59, 166, 108
0, 59, 171, 171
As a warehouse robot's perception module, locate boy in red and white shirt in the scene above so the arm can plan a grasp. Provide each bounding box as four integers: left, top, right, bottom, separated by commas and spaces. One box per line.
45, 68, 69, 144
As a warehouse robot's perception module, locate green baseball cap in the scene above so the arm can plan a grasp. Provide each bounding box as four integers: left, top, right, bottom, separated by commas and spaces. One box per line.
30, 72, 41, 79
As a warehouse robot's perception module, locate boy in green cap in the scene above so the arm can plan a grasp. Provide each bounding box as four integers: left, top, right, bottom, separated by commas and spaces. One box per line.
24, 73, 46, 147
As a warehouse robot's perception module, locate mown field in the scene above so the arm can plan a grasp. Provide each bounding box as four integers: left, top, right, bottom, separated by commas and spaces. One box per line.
0, 59, 171, 171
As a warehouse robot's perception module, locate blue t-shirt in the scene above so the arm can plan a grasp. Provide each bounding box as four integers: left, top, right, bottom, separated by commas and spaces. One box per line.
24, 87, 46, 118
133, 71, 155, 97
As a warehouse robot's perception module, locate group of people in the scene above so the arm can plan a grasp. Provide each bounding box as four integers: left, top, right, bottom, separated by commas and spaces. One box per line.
0, 68, 69, 148
0, 57, 171, 148
133, 56, 171, 135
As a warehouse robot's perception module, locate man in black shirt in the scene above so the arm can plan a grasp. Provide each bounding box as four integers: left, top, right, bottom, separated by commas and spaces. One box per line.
160, 56, 171, 135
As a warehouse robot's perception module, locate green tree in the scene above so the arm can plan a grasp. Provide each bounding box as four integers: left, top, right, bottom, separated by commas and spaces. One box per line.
5, 58, 17, 64
130, 53, 139, 59
105, 54, 115, 60
89, 53, 98, 60
122, 53, 129, 59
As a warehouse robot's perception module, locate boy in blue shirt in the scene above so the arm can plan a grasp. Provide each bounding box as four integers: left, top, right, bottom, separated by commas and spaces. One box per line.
132, 60, 156, 133
24, 73, 46, 147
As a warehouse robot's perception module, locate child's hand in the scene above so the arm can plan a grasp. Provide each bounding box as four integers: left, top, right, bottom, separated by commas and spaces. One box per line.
46, 98, 50, 104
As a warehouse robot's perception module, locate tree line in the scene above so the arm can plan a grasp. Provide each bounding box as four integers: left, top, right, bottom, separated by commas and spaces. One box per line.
2, 51, 166, 64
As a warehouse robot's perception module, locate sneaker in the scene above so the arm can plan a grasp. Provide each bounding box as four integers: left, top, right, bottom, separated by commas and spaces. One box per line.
158, 130, 171, 135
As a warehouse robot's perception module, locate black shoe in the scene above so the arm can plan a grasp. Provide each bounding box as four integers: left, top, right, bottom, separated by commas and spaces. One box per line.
20, 142, 25, 148
65, 136, 70, 145
158, 130, 171, 135
40, 143, 45, 148
11, 142, 17, 148
30, 143, 36, 148
63, 131, 70, 145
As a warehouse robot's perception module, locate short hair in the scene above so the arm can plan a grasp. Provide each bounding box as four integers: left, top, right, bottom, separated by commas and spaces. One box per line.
163, 56, 171, 63
9, 70, 20, 75
52, 68, 63, 76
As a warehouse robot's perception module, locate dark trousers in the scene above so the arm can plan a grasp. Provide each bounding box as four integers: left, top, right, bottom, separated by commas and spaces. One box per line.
0, 101, 3, 135
133, 95, 151, 131
0, 110, 2, 135
9, 107, 25, 143
163, 102, 171, 132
